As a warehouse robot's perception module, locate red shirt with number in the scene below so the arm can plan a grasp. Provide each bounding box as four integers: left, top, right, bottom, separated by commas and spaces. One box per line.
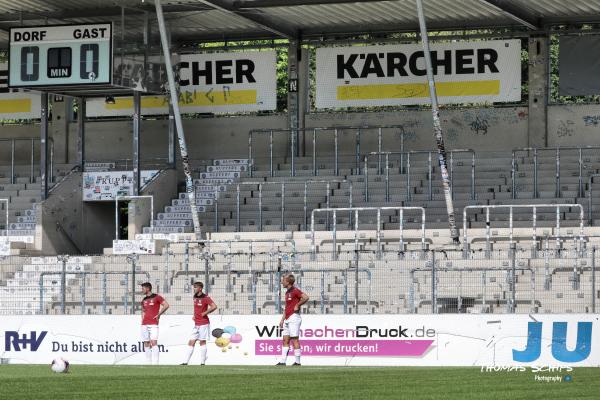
193, 293, 214, 326
141, 294, 165, 325
284, 287, 304, 319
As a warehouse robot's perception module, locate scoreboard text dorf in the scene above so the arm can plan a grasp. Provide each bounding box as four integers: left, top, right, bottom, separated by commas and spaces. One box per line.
8, 23, 112, 88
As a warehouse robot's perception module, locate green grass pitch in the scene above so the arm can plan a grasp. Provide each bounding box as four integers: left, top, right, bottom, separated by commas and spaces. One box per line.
1, 365, 599, 400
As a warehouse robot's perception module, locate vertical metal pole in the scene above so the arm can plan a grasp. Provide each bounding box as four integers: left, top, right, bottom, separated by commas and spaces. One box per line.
332, 210, 337, 260
376, 208, 382, 258
269, 130, 274, 178
533, 148, 538, 198
236, 184, 241, 231
326, 182, 331, 231
312, 129, 317, 176
30, 138, 34, 184
355, 128, 361, 173
592, 246, 596, 313
431, 251, 436, 313
304, 181, 308, 231
407, 153, 412, 201
248, 132, 253, 178
556, 147, 561, 198
320, 269, 325, 313
81, 274, 86, 314
132, 91, 141, 195
348, 181, 354, 228
364, 155, 369, 202
259, 183, 263, 232
291, 129, 296, 177
354, 252, 359, 314
511, 243, 516, 313
168, 103, 176, 168
281, 182, 285, 230
214, 189, 219, 233
155, 0, 202, 238
579, 148, 584, 198
511, 151, 516, 199
589, 178, 594, 225
60, 258, 66, 315
40, 92, 49, 199
377, 127, 382, 173
428, 151, 432, 201
10, 139, 15, 184
131, 257, 137, 314
485, 208, 491, 257
385, 153, 390, 202
334, 129, 339, 176
102, 272, 107, 314
399, 208, 405, 252
471, 151, 476, 200
416, 0, 459, 243
450, 151, 454, 200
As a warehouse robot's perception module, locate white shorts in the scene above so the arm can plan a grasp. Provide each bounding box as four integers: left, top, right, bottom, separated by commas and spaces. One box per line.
141, 325, 159, 342
190, 324, 210, 341
282, 313, 302, 338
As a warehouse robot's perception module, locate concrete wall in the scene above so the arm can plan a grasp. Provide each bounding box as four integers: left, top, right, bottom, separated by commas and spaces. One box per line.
37, 171, 117, 255
548, 104, 600, 147
4, 104, 600, 165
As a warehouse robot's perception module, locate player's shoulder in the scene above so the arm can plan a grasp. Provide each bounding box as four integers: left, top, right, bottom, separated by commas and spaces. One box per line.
293, 286, 304, 295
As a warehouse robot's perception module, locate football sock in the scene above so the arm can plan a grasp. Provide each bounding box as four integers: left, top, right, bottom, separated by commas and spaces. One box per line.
184, 345, 195, 364
294, 348, 301, 364
145, 347, 152, 364
152, 346, 160, 365
279, 346, 289, 363
200, 345, 207, 364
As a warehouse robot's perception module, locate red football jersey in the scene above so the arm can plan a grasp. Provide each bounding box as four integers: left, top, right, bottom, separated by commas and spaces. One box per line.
284, 287, 304, 319
193, 294, 214, 326
141, 294, 165, 325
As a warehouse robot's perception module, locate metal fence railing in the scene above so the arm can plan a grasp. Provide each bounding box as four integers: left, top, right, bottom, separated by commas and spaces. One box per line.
511, 146, 600, 199
248, 125, 410, 177
463, 204, 585, 256
0, 246, 597, 316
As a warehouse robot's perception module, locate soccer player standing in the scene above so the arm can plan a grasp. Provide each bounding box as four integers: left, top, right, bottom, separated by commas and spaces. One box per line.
140, 282, 169, 365
182, 282, 217, 365
277, 274, 309, 366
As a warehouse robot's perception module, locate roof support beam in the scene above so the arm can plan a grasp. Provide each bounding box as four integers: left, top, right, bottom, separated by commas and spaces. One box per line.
479, 0, 539, 30
233, 0, 388, 7
197, 0, 298, 39
0, 4, 211, 23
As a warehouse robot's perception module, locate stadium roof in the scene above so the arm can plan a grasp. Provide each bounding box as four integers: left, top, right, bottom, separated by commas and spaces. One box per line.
1, 0, 600, 47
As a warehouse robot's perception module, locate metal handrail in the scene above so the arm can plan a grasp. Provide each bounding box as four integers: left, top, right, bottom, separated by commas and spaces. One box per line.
462, 204, 585, 257
302, 179, 353, 230
310, 206, 426, 259
364, 149, 475, 202
0, 137, 54, 185
511, 146, 600, 199
233, 180, 354, 233
39, 270, 150, 315
248, 124, 410, 178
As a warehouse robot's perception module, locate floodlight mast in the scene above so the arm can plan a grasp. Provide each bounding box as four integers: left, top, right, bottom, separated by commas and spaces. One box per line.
416, 0, 460, 244
154, 0, 202, 239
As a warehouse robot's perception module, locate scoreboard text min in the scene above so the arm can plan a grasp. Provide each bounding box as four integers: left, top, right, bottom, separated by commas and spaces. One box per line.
8, 23, 112, 88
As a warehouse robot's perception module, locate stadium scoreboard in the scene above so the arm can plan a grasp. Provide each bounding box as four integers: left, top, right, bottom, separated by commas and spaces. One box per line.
8, 23, 112, 88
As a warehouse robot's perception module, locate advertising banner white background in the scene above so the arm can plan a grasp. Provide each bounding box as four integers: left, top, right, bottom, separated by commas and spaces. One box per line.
316, 40, 521, 108
1, 315, 597, 367
0, 63, 40, 119
86, 51, 276, 116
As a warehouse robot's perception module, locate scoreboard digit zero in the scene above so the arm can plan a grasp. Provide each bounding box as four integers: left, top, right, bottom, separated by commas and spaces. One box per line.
9, 23, 112, 88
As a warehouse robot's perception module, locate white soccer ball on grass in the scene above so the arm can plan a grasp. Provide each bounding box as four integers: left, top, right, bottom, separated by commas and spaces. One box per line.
51, 357, 70, 373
